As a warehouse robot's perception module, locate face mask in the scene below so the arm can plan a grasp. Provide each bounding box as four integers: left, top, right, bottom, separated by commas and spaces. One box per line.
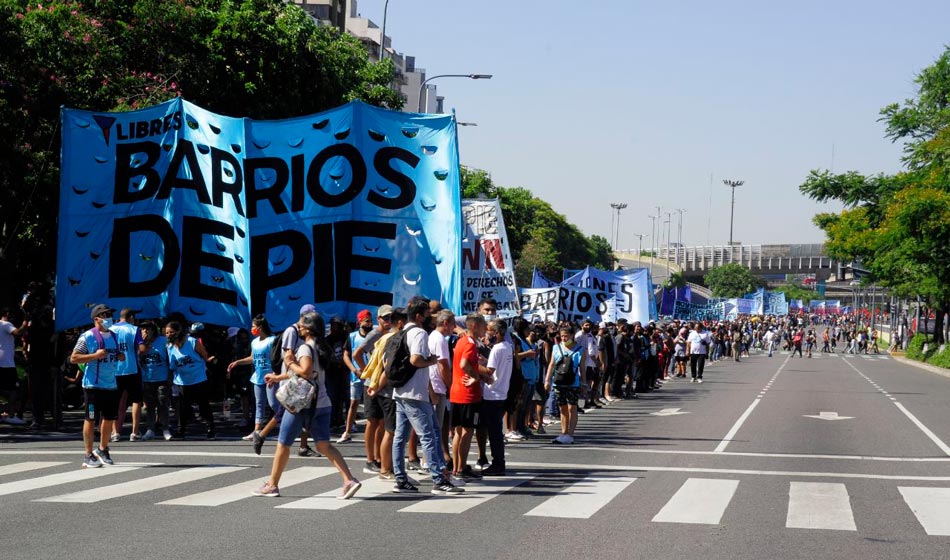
251, 327, 261, 336
101, 318, 114, 329
360, 325, 372, 335
481, 314, 494, 323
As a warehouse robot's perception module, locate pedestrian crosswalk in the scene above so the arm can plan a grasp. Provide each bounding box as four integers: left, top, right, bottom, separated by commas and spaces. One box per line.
769, 350, 889, 360
2, 461, 949, 535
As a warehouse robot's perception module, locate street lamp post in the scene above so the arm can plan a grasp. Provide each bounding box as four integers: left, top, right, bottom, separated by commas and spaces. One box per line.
417, 74, 492, 113
723, 179, 744, 246
664, 213, 672, 280
632, 233, 645, 262
379, 0, 390, 61
674, 208, 686, 265
609, 202, 627, 251
648, 213, 658, 270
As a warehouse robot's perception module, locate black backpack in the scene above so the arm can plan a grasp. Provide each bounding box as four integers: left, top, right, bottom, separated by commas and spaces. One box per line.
553, 344, 578, 386
383, 326, 420, 388
270, 327, 292, 373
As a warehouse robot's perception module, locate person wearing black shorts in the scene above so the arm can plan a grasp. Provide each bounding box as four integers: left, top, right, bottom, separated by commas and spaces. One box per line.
71, 304, 125, 468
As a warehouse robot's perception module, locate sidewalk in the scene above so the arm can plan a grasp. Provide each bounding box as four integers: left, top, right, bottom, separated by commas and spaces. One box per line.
890, 352, 950, 380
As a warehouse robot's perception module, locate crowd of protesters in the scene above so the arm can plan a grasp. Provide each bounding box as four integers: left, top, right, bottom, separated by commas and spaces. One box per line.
0, 284, 896, 498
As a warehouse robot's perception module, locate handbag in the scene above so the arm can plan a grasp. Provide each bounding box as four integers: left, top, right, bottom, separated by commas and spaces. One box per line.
276, 373, 315, 414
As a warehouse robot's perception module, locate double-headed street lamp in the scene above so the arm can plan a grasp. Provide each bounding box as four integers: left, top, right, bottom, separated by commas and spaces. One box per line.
609, 202, 627, 250
723, 179, 744, 246
417, 74, 493, 113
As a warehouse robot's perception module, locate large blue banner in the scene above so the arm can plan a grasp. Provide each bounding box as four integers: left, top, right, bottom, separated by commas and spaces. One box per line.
561, 266, 655, 323
57, 99, 461, 330
531, 267, 559, 289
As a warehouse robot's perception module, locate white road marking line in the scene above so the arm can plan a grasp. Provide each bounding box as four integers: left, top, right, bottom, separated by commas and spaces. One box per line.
714, 355, 791, 453
37, 465, 247, 503
843, 359, 950, 457
0, 465, 144, 497
401, 475, 533, 514
524, 475, 636, 519
898, 486, 950, 536
0, 462, 68, 477
276, 473, 393, 510
894, 402, 950, 457
504, 461, 950, 481
159, 466, 335, 506
652, 478, 739, 525
786, 482, 856, 531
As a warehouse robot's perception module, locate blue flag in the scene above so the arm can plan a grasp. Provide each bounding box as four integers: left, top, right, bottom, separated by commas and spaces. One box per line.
57, 99, 462, 330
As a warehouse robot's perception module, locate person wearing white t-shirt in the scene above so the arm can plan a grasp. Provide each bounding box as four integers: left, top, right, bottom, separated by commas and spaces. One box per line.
428, 309, 455, 465
686, 323, 712, 383
0, 308, 28, 424
481, 319, 513, 476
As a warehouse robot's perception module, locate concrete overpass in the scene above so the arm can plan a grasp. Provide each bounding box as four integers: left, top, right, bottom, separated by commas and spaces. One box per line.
617, 244, 837, 282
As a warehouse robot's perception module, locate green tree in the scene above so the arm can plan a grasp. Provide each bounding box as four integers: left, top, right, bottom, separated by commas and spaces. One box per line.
459, 166, 614, 286
799, 47, 950, 342
704, 263, 762, 298
0, 0, 400, 302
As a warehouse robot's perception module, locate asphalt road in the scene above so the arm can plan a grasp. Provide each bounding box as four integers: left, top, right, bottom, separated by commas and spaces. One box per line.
2, 348, 950, 560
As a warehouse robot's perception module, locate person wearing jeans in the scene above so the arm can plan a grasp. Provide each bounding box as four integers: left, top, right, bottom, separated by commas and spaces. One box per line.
390, 297, 463, 495
686, 323, 710, 383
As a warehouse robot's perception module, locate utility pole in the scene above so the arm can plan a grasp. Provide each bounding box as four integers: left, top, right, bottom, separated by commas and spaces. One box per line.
674, 208, 686, 265
609, 202, 627, 251
723, 179, 744, 246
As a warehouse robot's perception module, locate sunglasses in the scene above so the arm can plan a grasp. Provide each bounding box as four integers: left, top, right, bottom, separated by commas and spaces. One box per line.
379, 314, 392, 321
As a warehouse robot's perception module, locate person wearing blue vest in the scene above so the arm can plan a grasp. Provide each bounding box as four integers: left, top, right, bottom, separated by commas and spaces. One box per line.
70, 304, 125, 468
164, 321, 216, 440
544, 323, 588, 445
138, 321, 171, 441
111, 309, 144, 442
228, 315, 278, 442
340, 309, 373, 443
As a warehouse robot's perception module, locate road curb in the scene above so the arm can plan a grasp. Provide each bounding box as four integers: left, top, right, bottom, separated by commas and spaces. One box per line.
890, 354, 950, 380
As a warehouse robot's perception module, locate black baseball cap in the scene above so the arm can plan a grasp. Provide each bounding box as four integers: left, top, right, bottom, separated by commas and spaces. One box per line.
89, 304, 114, 320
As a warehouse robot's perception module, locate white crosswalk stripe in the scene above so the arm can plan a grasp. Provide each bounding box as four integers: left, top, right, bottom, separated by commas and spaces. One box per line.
898, 487, 950, 536
276, 474, 393, 510
524, 475, 637, 519
652, 478, 739, 525
401, 475, 533, 514
786, 482, 856, 531
37, 465, 247, 503
160, 466, 336, 507
0, 464, 145, 497
0, 461, 68, 477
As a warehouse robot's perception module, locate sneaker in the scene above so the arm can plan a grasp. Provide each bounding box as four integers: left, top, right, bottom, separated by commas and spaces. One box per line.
109, 432, 120, 443
142, 429, 155, 441
241, 433, 255, 442
392, 479, 419, 493
93, 446, 114, 465
206, 430, 216, 440
337, 480, 362, 500
378, 471, 395, 481
552, 435, 566, 444
298, 446, 317, 457
251, 481, 280, 497
163, 429, 173, 441
690, 378, 696, 383
459, 466, 482, 480
448, 474, 467, 487
363, 462, 381, 475
5, 416, 26, 426
476, 457, 489, 470
481, 464, 506, 476
697, 379, 704, 384
82, 453, 102, 469
252, 431, 265, 456
336, 433, 352, 444
406, 459, 422, 472
505, 431, 525, 441
535, 424, 546, 434
129, 432, 142, 442
432, 481, 465, 494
